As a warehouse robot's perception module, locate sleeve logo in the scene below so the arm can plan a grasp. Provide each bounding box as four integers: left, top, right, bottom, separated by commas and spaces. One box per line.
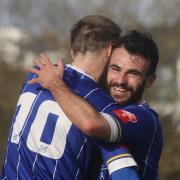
113, 109, 137, 123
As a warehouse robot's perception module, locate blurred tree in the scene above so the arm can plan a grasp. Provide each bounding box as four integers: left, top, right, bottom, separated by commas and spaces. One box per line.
160, 115, 180, 180
0, 60, 26, 170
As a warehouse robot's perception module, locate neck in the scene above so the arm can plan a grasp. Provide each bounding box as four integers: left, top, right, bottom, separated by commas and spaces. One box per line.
138, 97, 145, 104
71, 50, 109, 82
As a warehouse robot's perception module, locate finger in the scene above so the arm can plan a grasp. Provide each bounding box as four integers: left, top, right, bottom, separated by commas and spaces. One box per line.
40, 53, 51, 66
33, 58, 44, 68
57, 58, 63, 66
26, 67, 40, 75
27, 78, 39, 84
57, 58, 64, 71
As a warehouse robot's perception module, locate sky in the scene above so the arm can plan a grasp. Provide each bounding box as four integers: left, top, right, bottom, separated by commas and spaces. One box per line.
0, 0, 179, 35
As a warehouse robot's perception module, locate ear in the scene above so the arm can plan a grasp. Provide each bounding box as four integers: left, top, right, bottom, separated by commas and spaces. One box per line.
71, 49, 75, 59
107, 43, 112, 58
146, 74, 156, 88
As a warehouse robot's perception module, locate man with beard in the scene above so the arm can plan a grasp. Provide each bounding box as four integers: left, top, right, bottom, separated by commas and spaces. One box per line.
28, 30, 163, 180
2, 15, 139, 180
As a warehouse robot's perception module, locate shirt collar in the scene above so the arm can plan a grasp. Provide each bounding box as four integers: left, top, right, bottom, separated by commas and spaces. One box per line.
66, 64, 96, 81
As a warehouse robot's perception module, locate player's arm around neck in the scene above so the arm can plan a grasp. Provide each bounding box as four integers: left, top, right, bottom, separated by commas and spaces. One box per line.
27, 54, 111, 141
50, 79, 111, 141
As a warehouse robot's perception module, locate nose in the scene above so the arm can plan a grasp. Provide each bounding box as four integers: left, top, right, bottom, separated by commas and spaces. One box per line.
116, 72, 127, 85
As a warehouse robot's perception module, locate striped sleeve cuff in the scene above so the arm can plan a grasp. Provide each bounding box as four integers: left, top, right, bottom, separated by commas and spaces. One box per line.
106, 154, 137, 175
100, 112, 121, 143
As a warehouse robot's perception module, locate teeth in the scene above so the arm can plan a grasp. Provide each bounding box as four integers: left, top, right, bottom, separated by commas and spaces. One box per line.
113, 86, 127, 92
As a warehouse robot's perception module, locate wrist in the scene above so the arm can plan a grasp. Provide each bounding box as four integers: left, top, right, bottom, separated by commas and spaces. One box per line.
47, 79, 62, 92
48, 79, 64, 94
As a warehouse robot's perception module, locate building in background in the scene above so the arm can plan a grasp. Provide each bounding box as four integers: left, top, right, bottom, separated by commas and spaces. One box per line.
0, 26, 68, 67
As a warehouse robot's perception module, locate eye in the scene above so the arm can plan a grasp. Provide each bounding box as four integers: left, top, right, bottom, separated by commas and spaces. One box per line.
128, 71, 141, 77
110, 65, 120, 72
111, 67, 119, 72
130, 72, 138, 76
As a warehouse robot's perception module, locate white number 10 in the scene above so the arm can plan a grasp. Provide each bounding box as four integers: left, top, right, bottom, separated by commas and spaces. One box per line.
11, 92, 72, 159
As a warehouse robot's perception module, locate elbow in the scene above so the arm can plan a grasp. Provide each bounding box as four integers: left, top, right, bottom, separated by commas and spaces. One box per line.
82, 120, 110, 141
82, 121, 98, 137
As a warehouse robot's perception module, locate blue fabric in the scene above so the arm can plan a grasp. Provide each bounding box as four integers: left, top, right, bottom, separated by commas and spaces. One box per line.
111, 167, 140, 180
2, 65, 162, 179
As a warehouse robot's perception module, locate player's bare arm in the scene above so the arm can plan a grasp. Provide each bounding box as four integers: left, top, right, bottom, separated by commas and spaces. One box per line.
27, 53, 112, 141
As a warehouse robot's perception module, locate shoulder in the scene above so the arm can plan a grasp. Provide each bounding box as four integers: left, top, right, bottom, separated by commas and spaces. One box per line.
113, 103, 160, 126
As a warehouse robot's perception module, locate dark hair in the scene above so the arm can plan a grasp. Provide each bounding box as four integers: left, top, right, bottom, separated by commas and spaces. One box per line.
115, 30, 159, 75
70, 15, 121, 54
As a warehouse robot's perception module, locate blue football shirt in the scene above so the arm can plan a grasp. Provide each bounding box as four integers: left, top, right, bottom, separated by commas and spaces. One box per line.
63, 65, 163, 180
2, 65, 137, 180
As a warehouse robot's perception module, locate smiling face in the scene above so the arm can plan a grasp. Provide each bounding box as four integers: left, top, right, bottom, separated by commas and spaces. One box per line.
107, 46, 155, 106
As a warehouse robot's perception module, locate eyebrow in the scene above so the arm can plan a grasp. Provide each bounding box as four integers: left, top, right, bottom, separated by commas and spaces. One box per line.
110, 64, 143, 76
127, 69, 142, 76
110, 64, 120, 69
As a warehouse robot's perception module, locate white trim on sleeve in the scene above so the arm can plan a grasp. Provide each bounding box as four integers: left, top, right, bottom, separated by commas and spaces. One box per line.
101, 112, 121, 142
107, 156, 137, 175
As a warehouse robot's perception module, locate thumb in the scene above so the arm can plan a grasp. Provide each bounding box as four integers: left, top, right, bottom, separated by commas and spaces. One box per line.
28, 78, 39, 85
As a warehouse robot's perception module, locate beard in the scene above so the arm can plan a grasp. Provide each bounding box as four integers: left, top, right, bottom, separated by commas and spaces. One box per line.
106, 80, 146, 106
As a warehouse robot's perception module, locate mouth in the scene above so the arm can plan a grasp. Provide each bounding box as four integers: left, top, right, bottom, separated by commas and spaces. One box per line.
113, 86, 128, 92
111, 85, 131, 105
